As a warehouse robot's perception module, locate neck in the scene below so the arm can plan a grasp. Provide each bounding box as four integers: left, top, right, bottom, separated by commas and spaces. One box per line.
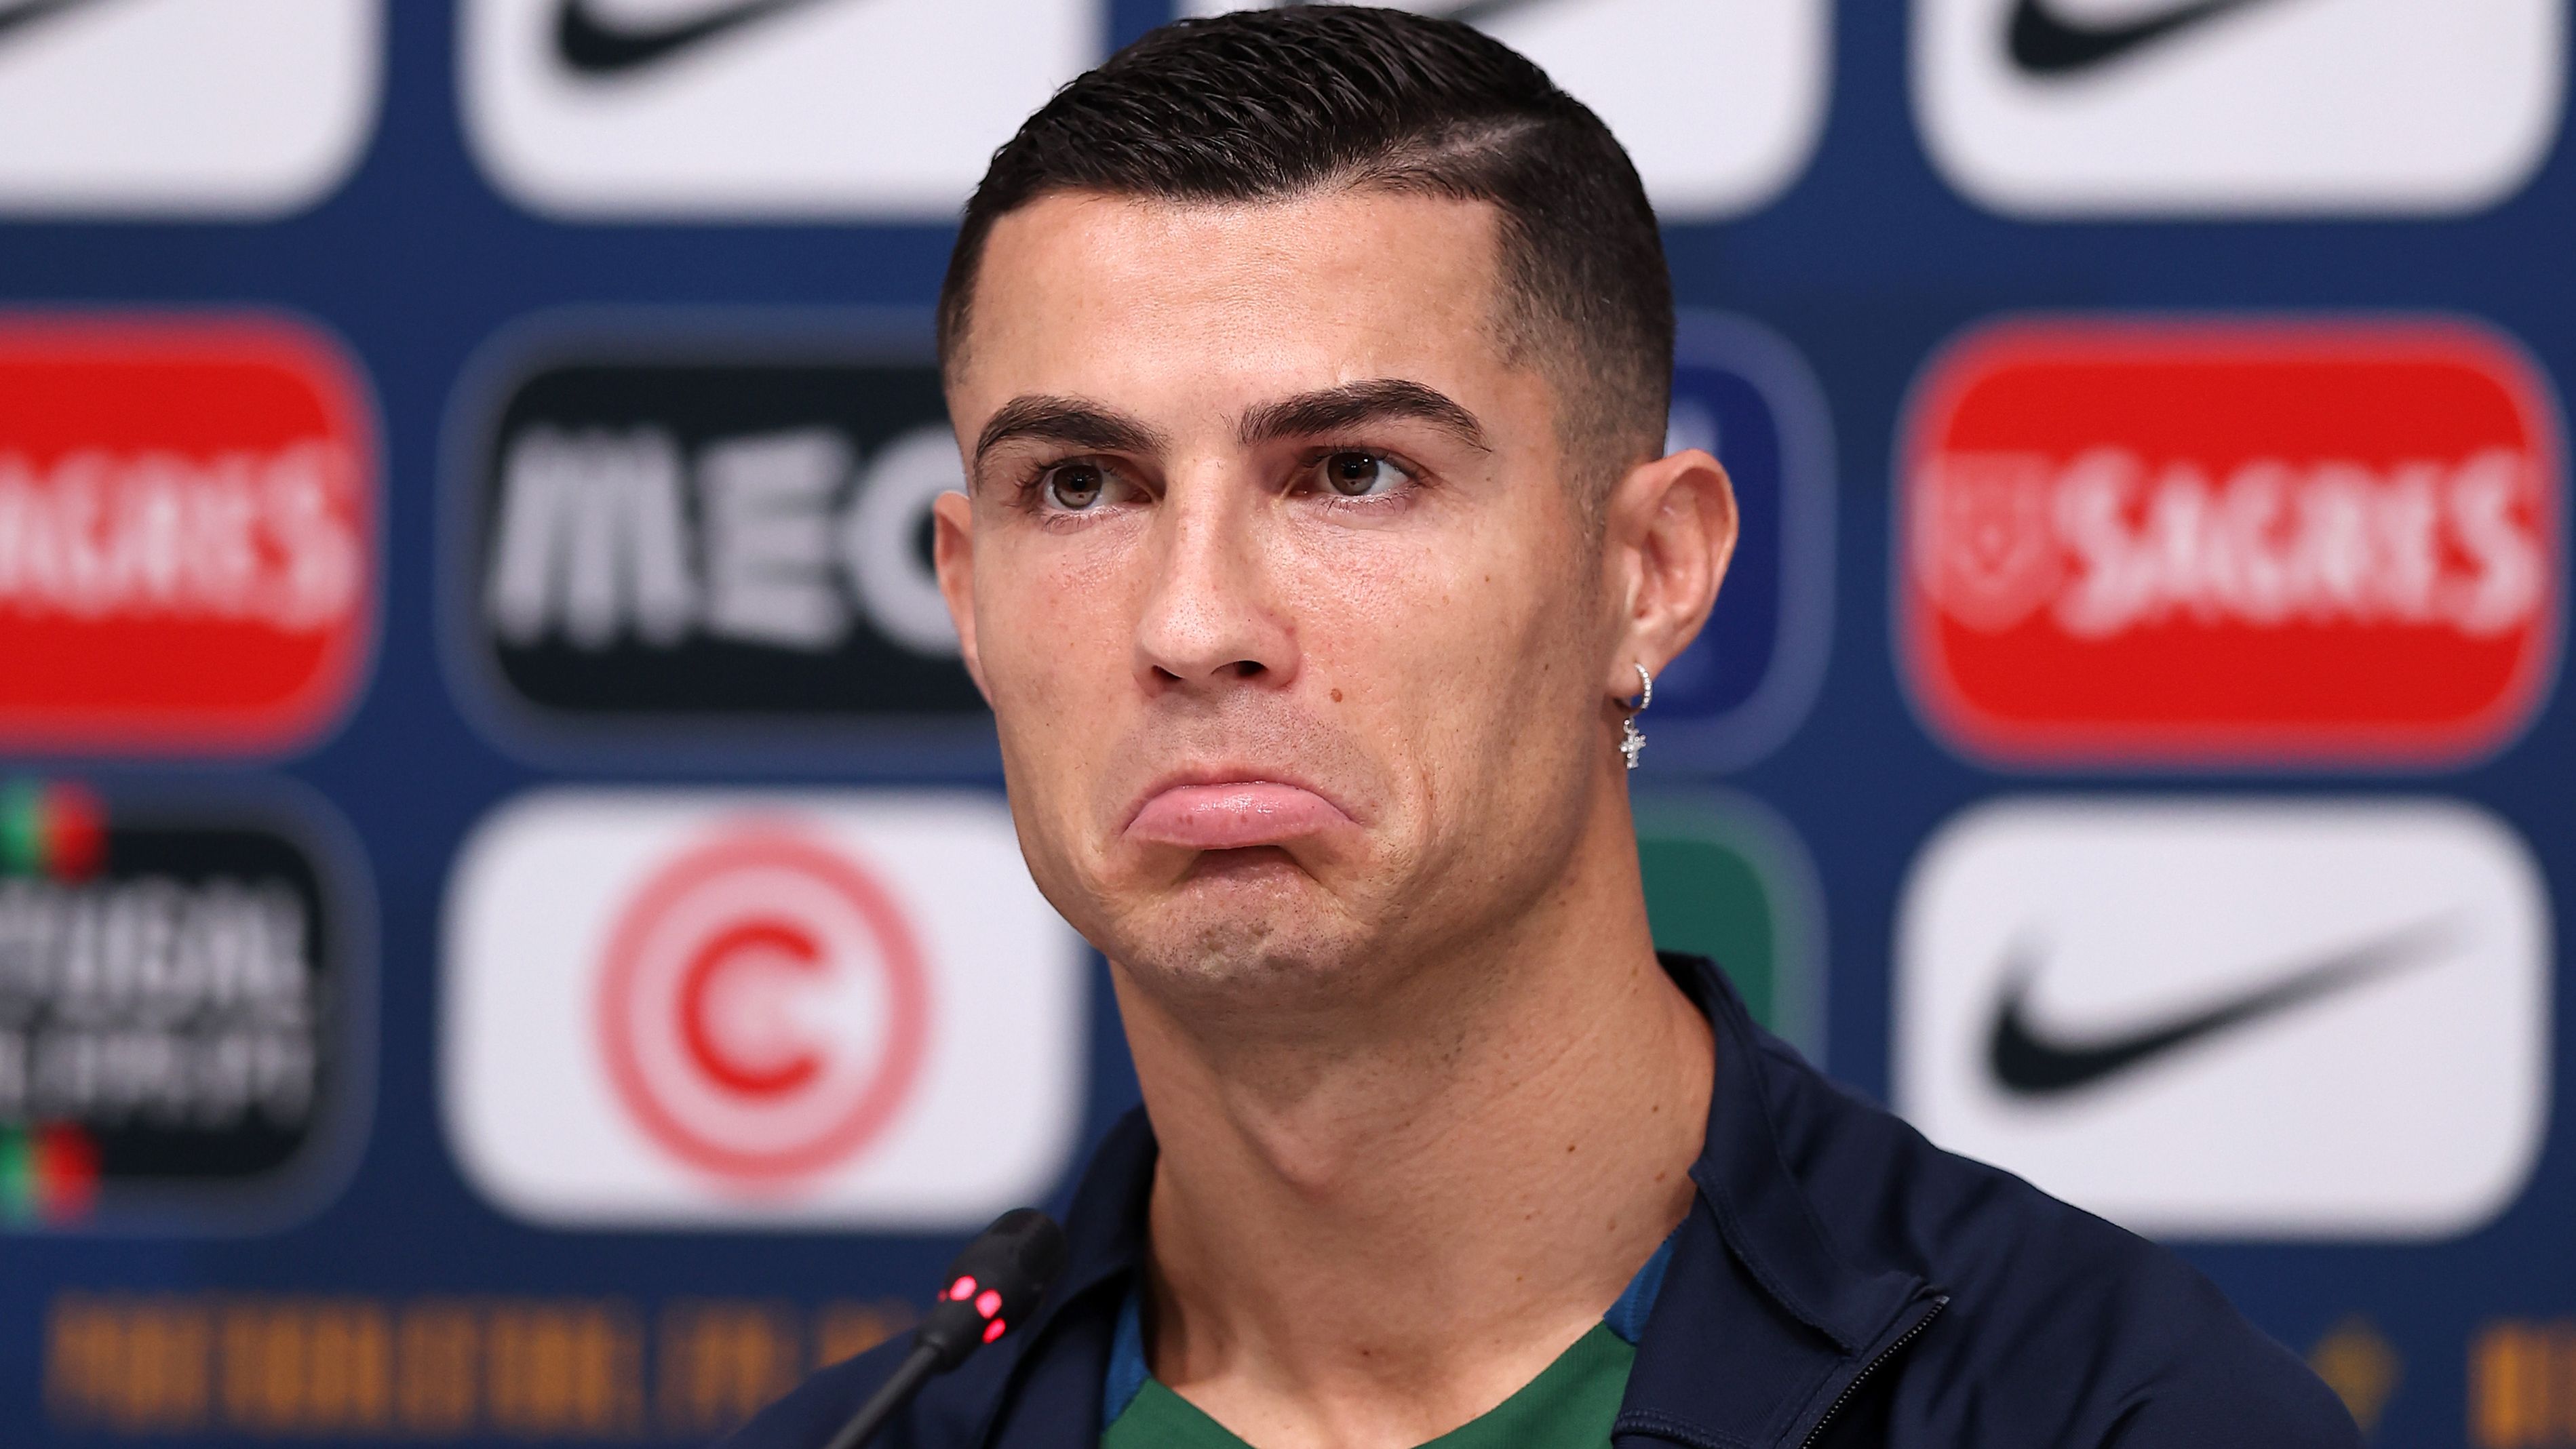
1112, 789, 1713, 1448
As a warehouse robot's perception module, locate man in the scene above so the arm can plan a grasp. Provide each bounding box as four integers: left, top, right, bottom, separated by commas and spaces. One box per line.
729, 9, 2358, 1447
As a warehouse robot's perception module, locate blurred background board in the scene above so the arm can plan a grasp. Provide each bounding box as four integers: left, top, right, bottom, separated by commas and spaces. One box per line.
0, 2, 2571, 1446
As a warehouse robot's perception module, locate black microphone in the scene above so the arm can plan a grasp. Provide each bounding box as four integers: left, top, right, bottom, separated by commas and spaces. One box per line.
821, 1208, 1069, 1449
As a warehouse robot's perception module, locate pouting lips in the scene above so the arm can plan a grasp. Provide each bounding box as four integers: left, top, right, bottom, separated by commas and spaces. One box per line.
1125, 781, 1357, 852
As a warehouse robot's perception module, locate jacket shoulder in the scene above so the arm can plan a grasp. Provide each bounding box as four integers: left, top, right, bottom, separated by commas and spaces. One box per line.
716, 1335, 1011, 1449
718, 1336, 915, 1449
1751, 1035, 2362, 1448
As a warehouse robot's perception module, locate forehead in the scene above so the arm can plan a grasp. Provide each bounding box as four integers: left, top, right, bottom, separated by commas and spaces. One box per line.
953, 188, 1523, 414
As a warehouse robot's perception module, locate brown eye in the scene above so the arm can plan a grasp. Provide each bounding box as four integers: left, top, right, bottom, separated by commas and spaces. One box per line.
1323, 452, 1403, 498
1044, 462, 1106, 511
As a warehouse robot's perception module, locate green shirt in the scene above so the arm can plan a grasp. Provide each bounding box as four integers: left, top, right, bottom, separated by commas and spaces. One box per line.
1097, 1233, 1671, 1448
1101, 1321, 1637, 1449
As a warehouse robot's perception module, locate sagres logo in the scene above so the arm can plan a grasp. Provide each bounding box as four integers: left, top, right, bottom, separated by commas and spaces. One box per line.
460, 0, 1101, 217
1895, 797, 2548, 1239
442, 791, 1087, 1227
0, 778, 373, 1232
0, 315, 377, 755
0, 0, 378, 216
1179, 0, 1828, 216
446, 315, 978, 756
1915, 0, 2562, 215
1899, 318, 2561, 766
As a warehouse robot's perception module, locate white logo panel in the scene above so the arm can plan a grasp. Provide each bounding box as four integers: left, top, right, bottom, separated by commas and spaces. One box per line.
442, 789, 1089, 1228
461, 0, 1104, 218
1914, 0, 2564, 216
1181, 0, 1831, 218
1895, 797, 2549, 1239
0, 0, 379, 216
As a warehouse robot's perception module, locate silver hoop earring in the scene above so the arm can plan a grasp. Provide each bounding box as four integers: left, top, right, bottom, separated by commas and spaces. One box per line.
1620, 662, 1652, 771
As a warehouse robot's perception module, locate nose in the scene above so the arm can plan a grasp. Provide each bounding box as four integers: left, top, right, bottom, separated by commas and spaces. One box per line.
1133, 474, 1299, 696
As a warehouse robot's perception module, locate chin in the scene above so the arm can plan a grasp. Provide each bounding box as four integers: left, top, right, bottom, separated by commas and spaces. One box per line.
1107, 852, 1373, 991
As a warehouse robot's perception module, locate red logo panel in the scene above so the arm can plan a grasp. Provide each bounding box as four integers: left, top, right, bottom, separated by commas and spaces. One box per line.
0, 316, 376, 753
1900, 318, 2561, 765
597, 827, 930, 1189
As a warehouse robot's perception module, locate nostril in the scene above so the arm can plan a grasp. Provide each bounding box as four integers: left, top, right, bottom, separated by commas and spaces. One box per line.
1141, 660, 1272, 687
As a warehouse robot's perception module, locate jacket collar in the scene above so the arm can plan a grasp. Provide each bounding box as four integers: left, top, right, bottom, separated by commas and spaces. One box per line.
1670, 953, 1925, 1354
967, 953, 1932, 1448
1616, 955, 1935, 1448
946, 1106, 1157, 1448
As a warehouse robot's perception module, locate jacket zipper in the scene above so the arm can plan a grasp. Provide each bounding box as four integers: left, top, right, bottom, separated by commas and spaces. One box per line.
1795, 1294, 1949, 1449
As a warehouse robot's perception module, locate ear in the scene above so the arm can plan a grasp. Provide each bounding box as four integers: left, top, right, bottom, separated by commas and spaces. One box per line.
932, 488, 994, 704
1602, 445, 1738, 697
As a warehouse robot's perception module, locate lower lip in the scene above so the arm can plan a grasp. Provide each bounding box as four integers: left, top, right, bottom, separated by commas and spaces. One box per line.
1126, 783, 1353, 850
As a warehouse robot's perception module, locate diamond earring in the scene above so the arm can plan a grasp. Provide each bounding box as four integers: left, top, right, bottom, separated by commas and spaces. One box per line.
1620, 663, 1652, 771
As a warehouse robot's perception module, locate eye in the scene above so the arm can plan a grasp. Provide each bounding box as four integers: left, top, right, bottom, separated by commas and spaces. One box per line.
1319, 451, 1407, 498
1040, 462, 1110, 511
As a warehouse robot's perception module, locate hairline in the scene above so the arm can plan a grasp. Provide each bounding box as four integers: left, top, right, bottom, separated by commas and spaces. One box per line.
940, 180, 1658, 517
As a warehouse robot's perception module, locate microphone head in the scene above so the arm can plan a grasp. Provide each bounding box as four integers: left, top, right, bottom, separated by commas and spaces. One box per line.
916, 1208, 1069, 1368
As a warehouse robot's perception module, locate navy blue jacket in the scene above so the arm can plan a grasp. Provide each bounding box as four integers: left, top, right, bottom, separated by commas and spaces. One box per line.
723, 955, 2360, 1448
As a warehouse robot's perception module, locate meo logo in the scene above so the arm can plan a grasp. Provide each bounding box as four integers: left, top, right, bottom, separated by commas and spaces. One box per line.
443, 791, 1087, 1227
442, 314, 987, 758
1898, 317, 2562, 766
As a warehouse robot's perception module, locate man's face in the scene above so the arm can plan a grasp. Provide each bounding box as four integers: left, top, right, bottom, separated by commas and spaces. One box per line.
938, 190, 1628, 1006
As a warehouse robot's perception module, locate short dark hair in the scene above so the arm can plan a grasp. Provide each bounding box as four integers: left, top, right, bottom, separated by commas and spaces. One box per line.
938, 5, 1674, 482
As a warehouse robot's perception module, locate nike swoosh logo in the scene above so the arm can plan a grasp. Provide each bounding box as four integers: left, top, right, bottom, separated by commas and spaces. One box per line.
1987, 917, 2457, 1096
553, 0, 840, 79
0, 0, 115, 49
2007, 0, 2289, 79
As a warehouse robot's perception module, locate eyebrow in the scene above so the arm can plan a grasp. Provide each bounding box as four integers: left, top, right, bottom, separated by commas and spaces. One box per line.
1236, 378, 1491, 453
973, 395, 1170, 470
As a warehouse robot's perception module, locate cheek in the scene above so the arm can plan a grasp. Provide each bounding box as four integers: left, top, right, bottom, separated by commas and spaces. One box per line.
978, 528, 1133, 693
977, 537, 1138, 808
1286, 513, 1591, 775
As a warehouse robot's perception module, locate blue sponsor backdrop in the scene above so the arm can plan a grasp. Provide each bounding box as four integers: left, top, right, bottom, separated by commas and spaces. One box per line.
3, 3, 2572, 1446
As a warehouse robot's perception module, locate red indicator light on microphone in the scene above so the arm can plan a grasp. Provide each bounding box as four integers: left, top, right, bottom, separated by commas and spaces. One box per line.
827, 1208, 1062, 1446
